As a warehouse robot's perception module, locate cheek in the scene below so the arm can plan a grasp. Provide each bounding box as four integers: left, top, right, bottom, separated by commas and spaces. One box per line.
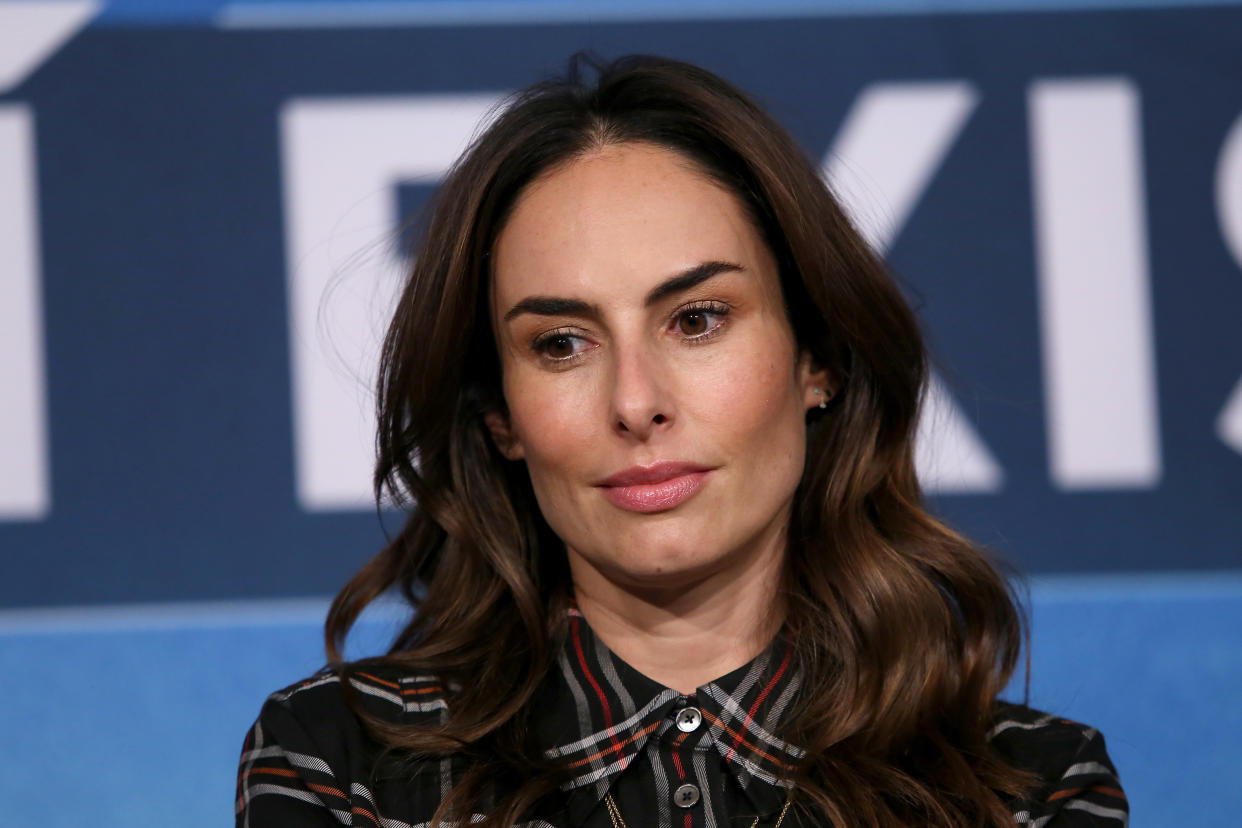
505, 372, 598, 482
691, 344, 803, 443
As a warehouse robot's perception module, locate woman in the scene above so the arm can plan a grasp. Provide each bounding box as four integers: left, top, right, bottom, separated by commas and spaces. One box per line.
236, 55, 1127, 827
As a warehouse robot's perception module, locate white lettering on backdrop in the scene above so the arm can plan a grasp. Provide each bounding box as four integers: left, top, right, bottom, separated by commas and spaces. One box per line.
823, 81, 1005, 494
0, 1, 98, 520
1028, 79, 1162, 489
1214, 112, 1242, 455
280, 94, 502, 510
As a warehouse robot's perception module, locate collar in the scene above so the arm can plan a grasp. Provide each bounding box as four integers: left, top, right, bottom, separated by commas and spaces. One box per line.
535, 607, 805, 826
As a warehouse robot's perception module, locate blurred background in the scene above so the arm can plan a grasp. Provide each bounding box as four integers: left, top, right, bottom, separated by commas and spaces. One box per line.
1, 0, 1240, 824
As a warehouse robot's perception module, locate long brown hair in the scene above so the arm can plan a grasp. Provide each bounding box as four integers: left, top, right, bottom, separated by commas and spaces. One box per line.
326, 54, 1034, 827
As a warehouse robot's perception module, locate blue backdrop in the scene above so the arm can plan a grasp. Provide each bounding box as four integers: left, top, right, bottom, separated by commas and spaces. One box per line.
0, 1, 1239, 825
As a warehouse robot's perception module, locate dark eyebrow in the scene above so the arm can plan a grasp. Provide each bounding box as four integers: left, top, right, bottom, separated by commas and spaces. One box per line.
502, 296, 597, 323
643, 260, 743, 307
501, 260, 743, 323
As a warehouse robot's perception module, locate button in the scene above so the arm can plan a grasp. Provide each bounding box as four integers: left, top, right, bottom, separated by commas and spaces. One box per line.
674, 783, 700, 808
675, 706, 703, 732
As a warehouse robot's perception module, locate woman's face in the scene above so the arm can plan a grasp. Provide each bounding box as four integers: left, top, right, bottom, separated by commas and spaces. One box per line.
488, 142, 826, 591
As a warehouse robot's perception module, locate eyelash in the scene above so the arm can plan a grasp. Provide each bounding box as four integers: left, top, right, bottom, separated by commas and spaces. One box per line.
671, 301, 731, 344
529, 301, 732, 365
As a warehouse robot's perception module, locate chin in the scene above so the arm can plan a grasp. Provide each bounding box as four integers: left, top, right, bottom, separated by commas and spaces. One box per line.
604, 529, 734, 583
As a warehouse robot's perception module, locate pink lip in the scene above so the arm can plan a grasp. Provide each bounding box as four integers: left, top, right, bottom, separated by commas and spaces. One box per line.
596, 462, 715, 513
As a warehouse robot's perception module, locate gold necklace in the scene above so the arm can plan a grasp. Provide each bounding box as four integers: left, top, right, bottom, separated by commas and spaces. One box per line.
604, 792, 791, 828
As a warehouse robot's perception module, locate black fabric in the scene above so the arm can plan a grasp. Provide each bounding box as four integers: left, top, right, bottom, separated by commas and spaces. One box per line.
236, 612, 1127, 827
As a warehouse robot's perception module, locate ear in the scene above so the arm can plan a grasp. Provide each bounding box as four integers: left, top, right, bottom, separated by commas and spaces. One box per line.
484, 408, 525, 461
796, 350, 835, 412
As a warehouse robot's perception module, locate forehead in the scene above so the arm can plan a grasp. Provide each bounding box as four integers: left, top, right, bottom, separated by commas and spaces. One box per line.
491, 143, 771, 305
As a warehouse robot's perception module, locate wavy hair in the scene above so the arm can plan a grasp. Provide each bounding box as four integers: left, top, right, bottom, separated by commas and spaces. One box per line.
326, 54, 1034, 827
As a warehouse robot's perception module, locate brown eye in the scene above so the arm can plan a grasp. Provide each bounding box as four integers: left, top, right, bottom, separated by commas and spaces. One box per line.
532, 329, 591, 363
672, 303, 729, 342
678, 311, 709, 336
543, 334, 575, 359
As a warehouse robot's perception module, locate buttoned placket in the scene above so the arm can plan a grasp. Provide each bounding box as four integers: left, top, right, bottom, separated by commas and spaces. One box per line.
542, 610, 801, 828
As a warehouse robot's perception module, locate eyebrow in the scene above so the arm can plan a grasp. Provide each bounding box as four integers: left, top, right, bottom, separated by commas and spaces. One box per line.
501, 260, 744, 323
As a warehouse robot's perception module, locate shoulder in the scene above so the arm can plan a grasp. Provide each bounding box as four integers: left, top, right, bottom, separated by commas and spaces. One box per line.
248, 663, 447, 756
261, 662, 448, 726
235, 663, 450, 827
989, 702, 1129, 826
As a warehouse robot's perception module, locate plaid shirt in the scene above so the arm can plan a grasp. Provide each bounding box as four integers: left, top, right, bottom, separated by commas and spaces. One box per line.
236, 608, 1127, 827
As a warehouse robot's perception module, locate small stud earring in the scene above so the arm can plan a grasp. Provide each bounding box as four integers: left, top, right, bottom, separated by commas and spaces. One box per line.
813, 388, 829, 409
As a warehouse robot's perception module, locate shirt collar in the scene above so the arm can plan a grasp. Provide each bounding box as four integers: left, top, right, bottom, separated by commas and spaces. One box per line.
535, 607, 805, 825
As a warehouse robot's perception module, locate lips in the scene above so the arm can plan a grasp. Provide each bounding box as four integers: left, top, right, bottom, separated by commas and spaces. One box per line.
596, 462, 715, 513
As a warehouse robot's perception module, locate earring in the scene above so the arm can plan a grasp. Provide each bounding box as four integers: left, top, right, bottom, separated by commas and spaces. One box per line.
813, 388, 829, 409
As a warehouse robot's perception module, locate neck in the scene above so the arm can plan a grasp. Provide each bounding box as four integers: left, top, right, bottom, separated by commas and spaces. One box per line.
569, 534, 787, 695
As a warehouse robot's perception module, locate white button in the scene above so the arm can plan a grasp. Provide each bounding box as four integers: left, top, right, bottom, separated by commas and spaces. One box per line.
675, 706, 702, 732
674, 783, 700, 808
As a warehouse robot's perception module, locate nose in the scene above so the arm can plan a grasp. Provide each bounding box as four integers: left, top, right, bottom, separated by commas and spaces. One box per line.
610, 341, 673, 441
